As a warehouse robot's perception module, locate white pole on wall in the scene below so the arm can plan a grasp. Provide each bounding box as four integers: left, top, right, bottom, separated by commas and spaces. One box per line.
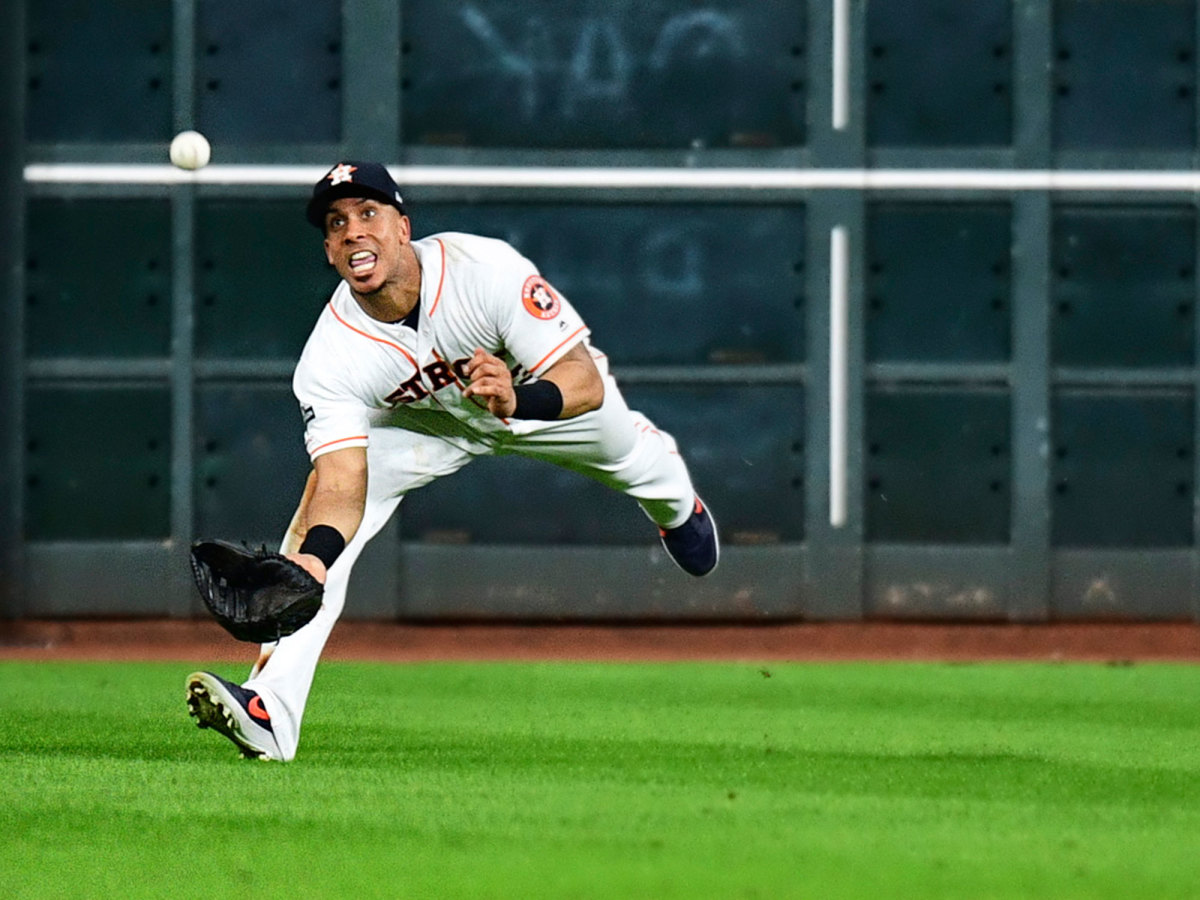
832, 0, 851, 131
829, 225, 850, 528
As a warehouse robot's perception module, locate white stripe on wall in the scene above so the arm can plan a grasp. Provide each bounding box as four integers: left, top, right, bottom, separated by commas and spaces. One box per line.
23, 164, 1200, 192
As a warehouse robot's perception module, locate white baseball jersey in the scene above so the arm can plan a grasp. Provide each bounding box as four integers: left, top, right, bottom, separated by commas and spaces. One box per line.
293, 232, 594, 460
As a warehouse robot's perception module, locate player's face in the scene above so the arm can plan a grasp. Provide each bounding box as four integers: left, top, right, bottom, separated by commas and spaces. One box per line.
322, 198, 411, 295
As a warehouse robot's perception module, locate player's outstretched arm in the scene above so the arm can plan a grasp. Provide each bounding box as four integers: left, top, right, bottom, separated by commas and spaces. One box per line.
286, 446, 367, 583
463, 343, 603, 420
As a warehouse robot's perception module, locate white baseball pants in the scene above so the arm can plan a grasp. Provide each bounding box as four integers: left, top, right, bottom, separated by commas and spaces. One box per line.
244, 378, 698, 760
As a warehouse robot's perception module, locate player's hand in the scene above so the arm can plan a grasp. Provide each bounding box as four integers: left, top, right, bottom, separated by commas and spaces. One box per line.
286, 552, 328, 585
462, 347, 516, 418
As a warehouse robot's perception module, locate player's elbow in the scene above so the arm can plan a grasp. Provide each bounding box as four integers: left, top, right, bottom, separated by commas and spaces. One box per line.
560, 367, 604, 418
545, 344, 605, 418
579, 372, 605, 414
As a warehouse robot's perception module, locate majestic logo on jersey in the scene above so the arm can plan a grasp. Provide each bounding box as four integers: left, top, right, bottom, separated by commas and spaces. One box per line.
522, 276, 561, 320
327, 163, 357, 186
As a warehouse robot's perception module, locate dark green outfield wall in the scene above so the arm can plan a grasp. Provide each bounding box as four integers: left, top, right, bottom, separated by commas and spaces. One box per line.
8, 0, 1200, 621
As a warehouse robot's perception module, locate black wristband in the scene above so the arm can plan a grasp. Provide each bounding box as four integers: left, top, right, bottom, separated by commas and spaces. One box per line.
298, 524, 345, 569
512, 380, 563, 420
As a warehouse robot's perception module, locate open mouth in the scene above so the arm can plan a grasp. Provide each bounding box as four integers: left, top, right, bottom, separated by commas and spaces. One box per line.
348, 250, 377, 276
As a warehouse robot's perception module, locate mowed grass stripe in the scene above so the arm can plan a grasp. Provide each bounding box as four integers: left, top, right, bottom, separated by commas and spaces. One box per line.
1, 661, 1198, 899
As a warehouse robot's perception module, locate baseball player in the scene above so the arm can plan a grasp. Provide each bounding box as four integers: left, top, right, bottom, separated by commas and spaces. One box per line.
186, 161, 719, 761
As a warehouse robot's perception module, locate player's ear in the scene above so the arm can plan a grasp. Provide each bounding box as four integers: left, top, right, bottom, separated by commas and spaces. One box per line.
398, 214, 412, 244
323, 236, 335, 266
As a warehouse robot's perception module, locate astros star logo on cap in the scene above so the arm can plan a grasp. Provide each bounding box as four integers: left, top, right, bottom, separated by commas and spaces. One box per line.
327, 163, 357, 186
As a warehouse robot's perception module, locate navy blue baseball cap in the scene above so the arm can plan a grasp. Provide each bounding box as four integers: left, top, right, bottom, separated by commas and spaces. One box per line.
306, 161, 407, 228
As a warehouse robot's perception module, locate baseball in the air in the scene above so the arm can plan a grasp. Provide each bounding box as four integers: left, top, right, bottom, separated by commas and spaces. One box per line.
169, 130, 211, 170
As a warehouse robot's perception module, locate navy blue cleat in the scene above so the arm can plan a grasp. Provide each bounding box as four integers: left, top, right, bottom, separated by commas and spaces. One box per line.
659, 497, 720, 577
186, 671, 285, 761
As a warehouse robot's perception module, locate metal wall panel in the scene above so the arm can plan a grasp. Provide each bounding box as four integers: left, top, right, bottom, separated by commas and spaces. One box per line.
25, 386, 172, 541
1051, 549, 1194, 620
1051, 390, 1194, 548
865, 387, 1011, 544
866, 0, 1012, 147
26, 0, 173, 143
26, 199, 173, 358
1052, 0, 1196, 152
866, 202, 1012, 363
401, 0, 807, 149
1052, 205, 1196, 367
195, 2, 343, 145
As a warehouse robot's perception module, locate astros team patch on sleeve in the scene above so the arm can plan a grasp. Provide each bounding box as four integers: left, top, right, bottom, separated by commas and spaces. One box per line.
522, 276, 561, 320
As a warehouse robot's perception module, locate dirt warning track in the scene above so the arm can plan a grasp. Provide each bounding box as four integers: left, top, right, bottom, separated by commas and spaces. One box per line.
3, 619, 1200, 663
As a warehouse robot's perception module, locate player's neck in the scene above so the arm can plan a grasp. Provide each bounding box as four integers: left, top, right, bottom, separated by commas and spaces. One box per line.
352, 286, 418, 323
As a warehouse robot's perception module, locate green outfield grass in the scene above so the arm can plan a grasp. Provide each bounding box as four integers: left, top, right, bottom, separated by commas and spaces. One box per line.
2, 659, 1199, 899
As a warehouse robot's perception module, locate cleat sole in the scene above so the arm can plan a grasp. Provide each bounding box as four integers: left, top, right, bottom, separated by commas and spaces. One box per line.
185, 675, 272, 760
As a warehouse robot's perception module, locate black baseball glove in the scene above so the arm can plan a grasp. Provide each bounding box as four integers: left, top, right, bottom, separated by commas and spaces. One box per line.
189, 539, 324, 643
